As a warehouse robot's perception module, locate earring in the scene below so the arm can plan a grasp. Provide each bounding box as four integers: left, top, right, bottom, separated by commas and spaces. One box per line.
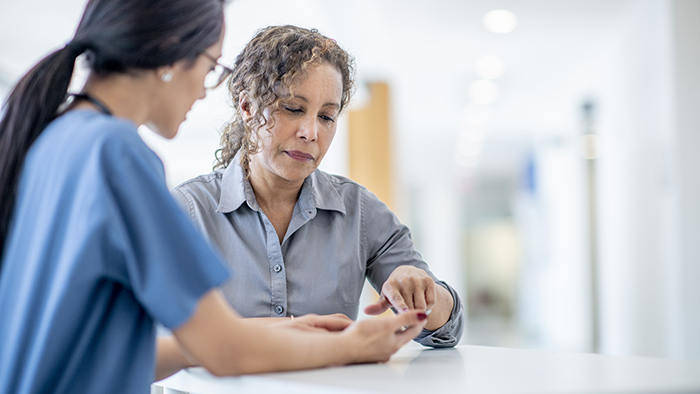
161, 72, 173, 82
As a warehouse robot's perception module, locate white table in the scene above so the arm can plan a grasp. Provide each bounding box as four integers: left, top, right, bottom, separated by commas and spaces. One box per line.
152, 345, 700, 393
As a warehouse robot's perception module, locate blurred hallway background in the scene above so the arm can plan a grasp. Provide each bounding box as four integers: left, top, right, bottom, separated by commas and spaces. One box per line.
2, 0, 699, 360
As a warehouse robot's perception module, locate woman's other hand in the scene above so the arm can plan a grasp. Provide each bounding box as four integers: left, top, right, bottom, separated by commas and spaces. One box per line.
364, 265, 454, 331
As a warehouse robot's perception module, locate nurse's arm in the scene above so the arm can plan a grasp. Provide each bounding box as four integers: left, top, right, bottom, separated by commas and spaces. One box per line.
155, 312, 354, 380
165, 289, 427, 377
156, 336, 198, 381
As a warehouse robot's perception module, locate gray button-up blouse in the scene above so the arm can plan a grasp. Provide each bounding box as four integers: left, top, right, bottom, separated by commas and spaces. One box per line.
171, 158, 464, 347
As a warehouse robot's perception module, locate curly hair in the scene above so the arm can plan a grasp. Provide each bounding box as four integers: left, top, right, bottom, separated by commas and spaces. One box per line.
214, 25, 355, 174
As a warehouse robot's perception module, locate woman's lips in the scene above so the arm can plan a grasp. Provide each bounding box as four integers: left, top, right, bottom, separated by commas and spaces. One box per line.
285, 150, 314, 161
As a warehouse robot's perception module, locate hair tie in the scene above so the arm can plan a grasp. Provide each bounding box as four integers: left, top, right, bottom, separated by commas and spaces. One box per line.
65, 40, 86, 56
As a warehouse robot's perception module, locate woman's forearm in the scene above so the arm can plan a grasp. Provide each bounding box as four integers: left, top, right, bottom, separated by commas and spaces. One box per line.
424, 284, 455, 331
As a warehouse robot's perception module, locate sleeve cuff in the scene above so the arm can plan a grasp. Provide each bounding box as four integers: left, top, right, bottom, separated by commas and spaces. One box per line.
413, 280, 465, 348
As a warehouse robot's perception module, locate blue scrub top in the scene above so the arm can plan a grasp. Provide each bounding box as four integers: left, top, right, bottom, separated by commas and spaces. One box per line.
0, 111, 230, 394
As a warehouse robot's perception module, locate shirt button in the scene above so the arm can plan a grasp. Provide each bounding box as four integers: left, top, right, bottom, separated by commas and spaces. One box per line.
273, 264, 282, 273
275, 305, 284, 315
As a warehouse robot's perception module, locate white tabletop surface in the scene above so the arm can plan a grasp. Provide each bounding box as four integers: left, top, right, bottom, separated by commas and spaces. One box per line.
153, 344, 700, 394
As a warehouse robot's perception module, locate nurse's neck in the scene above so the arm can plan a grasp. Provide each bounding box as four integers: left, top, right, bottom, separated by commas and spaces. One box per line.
72, 72, 156, 127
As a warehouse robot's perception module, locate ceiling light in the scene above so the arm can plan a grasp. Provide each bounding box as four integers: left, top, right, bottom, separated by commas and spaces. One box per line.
483, 10, 518, 34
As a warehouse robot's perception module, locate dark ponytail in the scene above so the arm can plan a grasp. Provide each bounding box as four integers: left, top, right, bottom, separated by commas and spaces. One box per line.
0, 46, 79, 261
0, 0, 225, 265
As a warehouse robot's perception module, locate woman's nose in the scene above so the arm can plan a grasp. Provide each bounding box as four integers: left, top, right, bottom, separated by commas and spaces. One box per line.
297, 115, 318, 141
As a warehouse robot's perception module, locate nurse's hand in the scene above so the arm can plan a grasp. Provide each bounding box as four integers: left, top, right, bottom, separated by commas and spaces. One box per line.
364, 265, 453, 331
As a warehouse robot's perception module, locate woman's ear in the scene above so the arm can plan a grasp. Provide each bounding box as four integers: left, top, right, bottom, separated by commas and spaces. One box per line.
239, 91, 254, 121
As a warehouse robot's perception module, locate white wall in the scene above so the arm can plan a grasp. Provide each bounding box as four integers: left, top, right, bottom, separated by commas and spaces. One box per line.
668, 0, 700, 360
595, 0, 675, 358
586, 0, 700, 360
512, 0, 700, 360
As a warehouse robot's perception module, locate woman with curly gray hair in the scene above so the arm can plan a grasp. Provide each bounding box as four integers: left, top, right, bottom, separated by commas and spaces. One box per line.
216, 25, 354, 176
173, 25, 464, 348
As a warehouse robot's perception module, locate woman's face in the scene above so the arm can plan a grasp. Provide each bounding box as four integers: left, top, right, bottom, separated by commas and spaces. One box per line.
148, 32, 225, 139
248, 63, 343, 186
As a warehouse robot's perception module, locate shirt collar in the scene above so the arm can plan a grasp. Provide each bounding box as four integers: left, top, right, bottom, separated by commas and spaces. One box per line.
304, 170, 346, 215
216, 153, 251, 213
216, 152, 347, 216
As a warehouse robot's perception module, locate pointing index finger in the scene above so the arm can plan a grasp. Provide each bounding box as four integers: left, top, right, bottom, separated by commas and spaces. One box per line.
383, 288, 409, 314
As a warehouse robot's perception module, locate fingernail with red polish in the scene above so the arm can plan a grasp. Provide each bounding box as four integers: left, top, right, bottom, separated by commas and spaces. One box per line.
417, 313, 428, 321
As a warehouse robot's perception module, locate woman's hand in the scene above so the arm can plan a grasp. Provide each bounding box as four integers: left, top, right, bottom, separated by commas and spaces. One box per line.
274, 313, 353, 333
364, 265, 454, 331
341, 311, 429, 364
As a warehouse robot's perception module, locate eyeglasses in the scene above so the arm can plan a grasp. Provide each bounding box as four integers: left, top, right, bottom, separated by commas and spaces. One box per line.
201, 52, 232, 90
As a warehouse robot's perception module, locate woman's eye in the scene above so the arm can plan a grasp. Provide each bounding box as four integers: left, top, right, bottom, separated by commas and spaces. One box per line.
320, 115, 335, 123
284, 106, 302, 114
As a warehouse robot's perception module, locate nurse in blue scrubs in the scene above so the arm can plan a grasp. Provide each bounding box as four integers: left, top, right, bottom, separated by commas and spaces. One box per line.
0, 1, 428, 393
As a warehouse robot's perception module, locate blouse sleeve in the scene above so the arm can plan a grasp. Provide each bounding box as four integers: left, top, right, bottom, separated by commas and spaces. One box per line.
103, 133, 230, 330
362, 189, 464, 347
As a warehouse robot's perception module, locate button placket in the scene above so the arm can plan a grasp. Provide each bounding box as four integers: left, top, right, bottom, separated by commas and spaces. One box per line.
260, 211, 288, 317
